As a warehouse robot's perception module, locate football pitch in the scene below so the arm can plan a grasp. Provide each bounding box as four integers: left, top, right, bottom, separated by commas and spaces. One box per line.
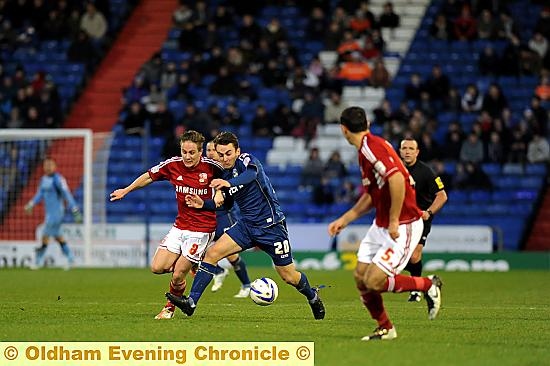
1, 268, 549, 366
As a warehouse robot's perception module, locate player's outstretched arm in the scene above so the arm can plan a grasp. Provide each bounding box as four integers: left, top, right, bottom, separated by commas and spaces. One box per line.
210, 178, 230, 190
110, 172, 153, 201
328, 192, 372, 236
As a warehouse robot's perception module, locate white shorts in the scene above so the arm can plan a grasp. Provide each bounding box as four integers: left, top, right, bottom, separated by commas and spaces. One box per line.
357, 218, 423, 277
159, 226, 215, 264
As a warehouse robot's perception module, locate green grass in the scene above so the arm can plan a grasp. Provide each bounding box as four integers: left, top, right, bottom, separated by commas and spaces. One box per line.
1, 268, 549, 366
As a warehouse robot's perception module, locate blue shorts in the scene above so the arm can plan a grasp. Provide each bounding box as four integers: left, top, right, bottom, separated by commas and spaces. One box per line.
43, 216, 63, 237
215, 211, 237, 241
225, 220, 293, 266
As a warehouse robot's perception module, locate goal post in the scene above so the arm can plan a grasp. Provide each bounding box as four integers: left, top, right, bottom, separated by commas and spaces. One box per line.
0, 128, 93, 267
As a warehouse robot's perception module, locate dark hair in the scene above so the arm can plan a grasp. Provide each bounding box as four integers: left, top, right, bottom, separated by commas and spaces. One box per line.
179, 130, 205, 150
213, 131, 239, 150
340, 106, 369, 133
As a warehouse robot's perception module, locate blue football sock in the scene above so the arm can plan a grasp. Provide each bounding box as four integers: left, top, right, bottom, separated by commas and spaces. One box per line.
295, 272, 316, 301
230, 257, 251, 286
189, 262, 217, 305
214, 265, 226, 275
59, 242, 74, 263
36, 244, 47, 266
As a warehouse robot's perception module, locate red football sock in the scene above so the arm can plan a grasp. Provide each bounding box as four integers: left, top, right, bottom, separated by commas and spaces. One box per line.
169, 279, 186, 297
357, 283, 392, 330
384, 275, 432, 293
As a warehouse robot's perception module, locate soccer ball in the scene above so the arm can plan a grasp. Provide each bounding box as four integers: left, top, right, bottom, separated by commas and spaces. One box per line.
249, 277, 278, 306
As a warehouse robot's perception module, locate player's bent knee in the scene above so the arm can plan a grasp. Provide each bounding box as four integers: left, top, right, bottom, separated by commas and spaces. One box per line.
364, 276, 385, 292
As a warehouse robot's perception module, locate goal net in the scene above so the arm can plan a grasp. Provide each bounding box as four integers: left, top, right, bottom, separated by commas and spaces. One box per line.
0, 129, 93, 267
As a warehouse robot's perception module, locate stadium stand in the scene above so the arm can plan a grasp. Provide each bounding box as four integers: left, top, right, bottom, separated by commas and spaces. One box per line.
2, 0, 549, 252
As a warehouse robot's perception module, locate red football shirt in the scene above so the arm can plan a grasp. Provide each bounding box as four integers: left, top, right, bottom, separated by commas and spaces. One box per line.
358, 133, 421, 228
148, 156, 223, 232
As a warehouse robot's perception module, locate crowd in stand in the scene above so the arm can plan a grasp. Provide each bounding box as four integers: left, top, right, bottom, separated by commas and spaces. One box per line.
0, 0, 132, 129
119, 0, 399, 148
369, 0, 550, 195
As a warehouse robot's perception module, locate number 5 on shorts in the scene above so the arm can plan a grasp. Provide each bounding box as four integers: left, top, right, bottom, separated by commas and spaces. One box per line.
380, 248, 394, 262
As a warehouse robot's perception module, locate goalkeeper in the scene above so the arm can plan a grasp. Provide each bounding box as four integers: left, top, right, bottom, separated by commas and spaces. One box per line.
25, 158, 82, 270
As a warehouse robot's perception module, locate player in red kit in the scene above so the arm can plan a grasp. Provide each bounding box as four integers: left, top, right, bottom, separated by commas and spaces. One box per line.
110, 130, 223, 319
328, 107, 442, 341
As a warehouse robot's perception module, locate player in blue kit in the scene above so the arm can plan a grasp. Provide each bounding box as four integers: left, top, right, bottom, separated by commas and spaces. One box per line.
205, 141, 251, 298
167, 132, 325, 319
24, 158, 82, 270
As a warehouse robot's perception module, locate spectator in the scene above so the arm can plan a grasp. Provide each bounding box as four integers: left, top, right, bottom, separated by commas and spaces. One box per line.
528, 96, 548, 136
324, 91, 349, 124
495, 12, 517, 40
454, 5, 477, 41
460, 132, 484, 163
461, 84, 483, 113
507, 126, 528, 163
454, 162, 493, 190
482, 84, 508, 118
424, 65, 451, 105
350, 9, 373, 36
172, 2, 193, 28
478, 45, 500, 76
486, 131, 505, 163
500, 34, 521, 76
379, 2, 400, 29
300, 147, 324, 188
263, 18, 287, 46
430, 13, 453, 40
370, 58, 390, 88
251, 105, 272, 137
272, 104, 299, 136
178, 22, 201, 52
337, 52, 372, 82
182, 104, 214, 139
221, 103, 243, 127
209, 66, 235, 96
42, 10, 65, 40
312, 176, 335, 205
324, 151, 347, 180
308, 7, 327, 40
535, 76, 550, 100
68, 30, 98, 73
213, 5, 233, 29
362, 36, 381, 60
527, 134, 550, 163
160, 62, 178, 92
122, 102, 148, 136
528, 31, 548, 59
80, 2, 108, 43
336, 180, 360, 203
477, 9, 496, 39
149, 101, 174, 137
239, 14, 262, 47
324, 21, 344, 51
337, 31, 361, 62
6, 106, 23, 128
405, 73, 424, 102
162, 125, 185, 159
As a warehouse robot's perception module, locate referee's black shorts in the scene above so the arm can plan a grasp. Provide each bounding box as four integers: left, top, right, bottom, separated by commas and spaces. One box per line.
419, 219, 432, 246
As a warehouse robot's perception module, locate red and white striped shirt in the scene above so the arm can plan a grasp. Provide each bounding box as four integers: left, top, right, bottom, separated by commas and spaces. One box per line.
148, 156, 223, 232
358, 133, 421, 228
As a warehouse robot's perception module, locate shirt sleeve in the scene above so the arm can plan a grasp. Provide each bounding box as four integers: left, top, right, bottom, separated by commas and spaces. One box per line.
148, 160, 171, 181
30, 178, 44, 206
365, 138, 400, 181
56, 174, 78, 210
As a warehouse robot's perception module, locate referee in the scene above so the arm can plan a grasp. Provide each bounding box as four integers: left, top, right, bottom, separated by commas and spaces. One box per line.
399, 138, 448, 302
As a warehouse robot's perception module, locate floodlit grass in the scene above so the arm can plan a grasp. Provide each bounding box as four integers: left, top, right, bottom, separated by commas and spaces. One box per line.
1, 268, 549, 366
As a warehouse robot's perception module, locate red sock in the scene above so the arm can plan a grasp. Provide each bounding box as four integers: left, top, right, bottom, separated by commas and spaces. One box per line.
356, 283, 392, 330
170, 279, 186, 297
384, 275, 431, 293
